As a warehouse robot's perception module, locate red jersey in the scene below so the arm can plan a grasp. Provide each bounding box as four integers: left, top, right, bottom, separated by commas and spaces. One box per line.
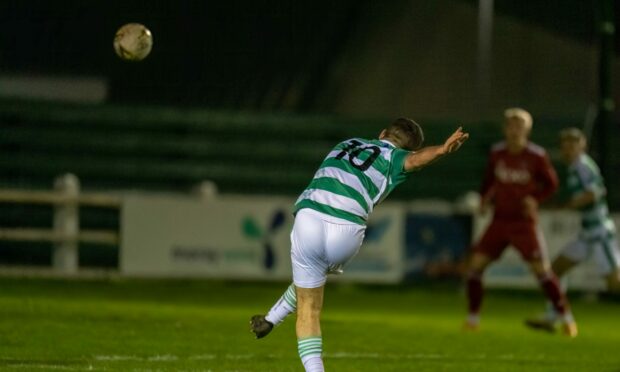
481, 141, 558, 221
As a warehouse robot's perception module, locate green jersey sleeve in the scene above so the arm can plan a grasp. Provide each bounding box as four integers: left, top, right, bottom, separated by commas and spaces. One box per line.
390, 148, 411, 186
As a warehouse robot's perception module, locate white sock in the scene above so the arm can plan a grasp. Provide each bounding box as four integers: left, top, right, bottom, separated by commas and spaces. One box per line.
265, 284, 296, 326
301, 356, 324, 372
467, 313, 480, 325
298, 337, 324, 372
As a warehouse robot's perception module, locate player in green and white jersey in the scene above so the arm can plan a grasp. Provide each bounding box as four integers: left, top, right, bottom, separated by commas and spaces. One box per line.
526, 128, 620, 333
551, 128, 620, 288
249, 118, 469, 372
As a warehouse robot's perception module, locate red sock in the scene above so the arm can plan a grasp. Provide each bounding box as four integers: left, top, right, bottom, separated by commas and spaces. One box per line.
539, 273, 568, 315
467, 272, 483, 314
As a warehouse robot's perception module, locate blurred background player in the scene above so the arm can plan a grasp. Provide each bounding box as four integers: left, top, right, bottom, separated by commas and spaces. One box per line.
526, 127, 620, 332
464, 108, 577, 337
250, 118, 469, 372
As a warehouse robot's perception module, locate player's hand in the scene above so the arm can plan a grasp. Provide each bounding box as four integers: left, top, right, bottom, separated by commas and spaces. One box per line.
442, 127, 469, 154
522, 196, 538, 218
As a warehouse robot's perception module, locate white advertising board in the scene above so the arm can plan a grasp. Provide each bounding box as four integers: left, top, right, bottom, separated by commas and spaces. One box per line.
121, 194, 294, 279
120, 192, 617, 288
120, 194, 405, 283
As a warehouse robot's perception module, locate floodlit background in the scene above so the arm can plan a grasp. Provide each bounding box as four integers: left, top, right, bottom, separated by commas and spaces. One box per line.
0, 1, 618, 371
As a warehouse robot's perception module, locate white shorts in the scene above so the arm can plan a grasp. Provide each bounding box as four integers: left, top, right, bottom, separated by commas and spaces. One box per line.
560, 232, 620, 275
290, 208, 365, 288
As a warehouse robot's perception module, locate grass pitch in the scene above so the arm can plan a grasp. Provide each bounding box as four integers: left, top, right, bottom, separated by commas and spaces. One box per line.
0, 278, 618, 371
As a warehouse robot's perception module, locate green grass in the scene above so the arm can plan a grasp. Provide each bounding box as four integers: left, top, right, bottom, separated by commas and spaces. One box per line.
0, 278, 618, 371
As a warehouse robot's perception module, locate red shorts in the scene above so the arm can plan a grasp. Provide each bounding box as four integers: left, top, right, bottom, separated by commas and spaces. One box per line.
473, 219, 547, 261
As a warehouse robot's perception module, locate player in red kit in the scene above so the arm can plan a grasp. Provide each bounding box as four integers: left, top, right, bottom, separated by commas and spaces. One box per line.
464, 108, 578, 337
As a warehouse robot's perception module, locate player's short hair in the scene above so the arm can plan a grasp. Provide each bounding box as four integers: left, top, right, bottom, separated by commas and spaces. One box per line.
384, 118, 424, 151
560, 127, 586, 142
504, 107, 533, 131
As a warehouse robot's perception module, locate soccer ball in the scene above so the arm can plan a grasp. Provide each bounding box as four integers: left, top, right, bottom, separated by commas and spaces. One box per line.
113, 23, 153, 61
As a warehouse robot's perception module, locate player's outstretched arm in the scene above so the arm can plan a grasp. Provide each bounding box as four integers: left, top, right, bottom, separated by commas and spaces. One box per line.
403, 127, 469, 172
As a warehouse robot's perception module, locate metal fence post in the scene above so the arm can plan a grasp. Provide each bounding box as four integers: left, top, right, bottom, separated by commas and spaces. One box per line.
52, 173, 80, 273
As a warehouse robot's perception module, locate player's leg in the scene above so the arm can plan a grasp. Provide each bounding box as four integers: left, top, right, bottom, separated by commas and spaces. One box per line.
250, 283, 297, 338
541, 242, 583, 320
266, 283, 298, 323
287, 210, 333, 372
464, 252, 493, 329
534, 255, 579, 326
514, 223, 577, 337
526, 239, 587, 332
296, 285, 325, 372
252, 218, 364, 339
250, 209, 327, 341
526, 258, 576, 336
551, 255, 580, 278
593, 233, 620, 294
551, 237, 590, 287
294, 218, 364, 371
465, 221, 507, 329
528, 258, 572, 320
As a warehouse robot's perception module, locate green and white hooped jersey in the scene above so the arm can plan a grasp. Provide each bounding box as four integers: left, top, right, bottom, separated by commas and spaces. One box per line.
566, 154, 616, 239
294, 138, 411, 225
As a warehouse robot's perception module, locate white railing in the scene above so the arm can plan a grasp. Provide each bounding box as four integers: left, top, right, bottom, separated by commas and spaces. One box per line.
0, 174, 121, 274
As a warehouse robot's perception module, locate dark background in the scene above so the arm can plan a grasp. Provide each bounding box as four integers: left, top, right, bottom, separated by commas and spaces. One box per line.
1, 0, 363, 109
1, 0, 618, 112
